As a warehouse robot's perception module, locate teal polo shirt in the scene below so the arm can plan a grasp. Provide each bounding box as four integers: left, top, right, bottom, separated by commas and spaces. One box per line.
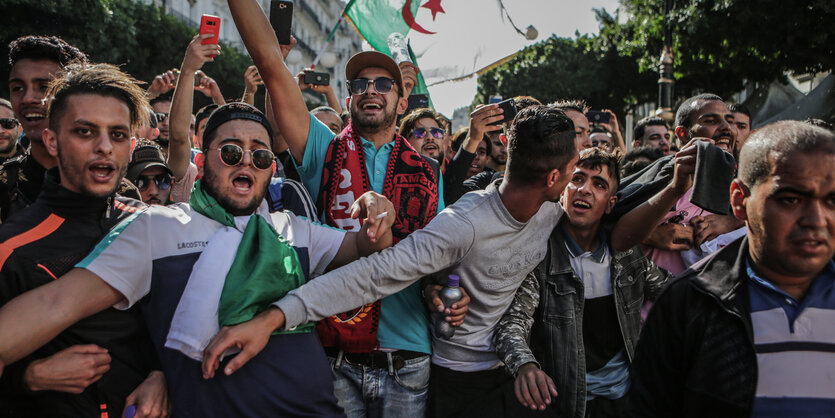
295, 116, 445, 354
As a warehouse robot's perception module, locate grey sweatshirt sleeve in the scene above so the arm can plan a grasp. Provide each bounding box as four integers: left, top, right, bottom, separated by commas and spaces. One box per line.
275, 209, 476, 329
493, 269, 541, 376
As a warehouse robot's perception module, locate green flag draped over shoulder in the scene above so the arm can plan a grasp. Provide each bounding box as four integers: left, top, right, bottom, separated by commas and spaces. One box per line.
190, 179, 312, 334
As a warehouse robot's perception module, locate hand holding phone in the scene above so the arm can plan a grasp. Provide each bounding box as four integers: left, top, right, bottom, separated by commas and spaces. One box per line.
586, 110, 610, 125
199, 15, 221, 58
270, 0, 294, 45
303, 71, 330, 86
489, 98, 518, 126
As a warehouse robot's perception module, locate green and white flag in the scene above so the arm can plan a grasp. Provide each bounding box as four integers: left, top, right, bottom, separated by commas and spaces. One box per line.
345, 0, 530, 113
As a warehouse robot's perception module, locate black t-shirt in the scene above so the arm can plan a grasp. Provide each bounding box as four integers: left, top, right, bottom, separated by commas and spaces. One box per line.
0, 171, 155, 417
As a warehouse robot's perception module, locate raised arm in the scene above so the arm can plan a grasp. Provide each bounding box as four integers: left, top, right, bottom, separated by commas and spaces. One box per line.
227, 0, 311, 163
610, 139, 699, 251
169, 34, 219, 180
0, 268, 123, 366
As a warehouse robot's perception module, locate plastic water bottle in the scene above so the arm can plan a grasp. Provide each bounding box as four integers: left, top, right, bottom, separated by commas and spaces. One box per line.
387, 33, 412, 65
433, 274, 463, 340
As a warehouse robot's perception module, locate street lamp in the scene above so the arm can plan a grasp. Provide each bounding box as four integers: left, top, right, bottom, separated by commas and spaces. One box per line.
655, 0, 675, 122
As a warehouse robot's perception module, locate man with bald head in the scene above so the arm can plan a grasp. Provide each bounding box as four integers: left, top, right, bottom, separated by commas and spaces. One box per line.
629, 120, 835, 416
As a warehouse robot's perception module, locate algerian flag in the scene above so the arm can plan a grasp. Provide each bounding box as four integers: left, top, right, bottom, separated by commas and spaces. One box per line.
345, 0, 531, 114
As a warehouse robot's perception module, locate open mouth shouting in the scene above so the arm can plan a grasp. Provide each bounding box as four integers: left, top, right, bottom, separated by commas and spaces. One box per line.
358, 99, 384, 114
572, 198, 592, 213
231, 172, 255, 195
713, 132, 734, 152
88, 160, 117, 184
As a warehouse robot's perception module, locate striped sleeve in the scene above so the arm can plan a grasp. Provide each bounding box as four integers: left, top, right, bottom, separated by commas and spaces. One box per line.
76, 208, 151, 309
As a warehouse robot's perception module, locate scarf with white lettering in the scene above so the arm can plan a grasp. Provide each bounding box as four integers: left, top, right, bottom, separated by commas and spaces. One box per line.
316, 120, 439, 352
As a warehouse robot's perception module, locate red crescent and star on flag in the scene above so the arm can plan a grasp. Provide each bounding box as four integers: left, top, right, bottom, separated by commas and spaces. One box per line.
402, 0, 445, 35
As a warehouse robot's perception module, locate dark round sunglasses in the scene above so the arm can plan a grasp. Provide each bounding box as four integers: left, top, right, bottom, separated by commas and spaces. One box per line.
136, 174, 172, 191
213, 143, 275, 170
0, 118, 20, 130
347, 77, 396, 95
412, 127, 445, 140
155, 112, 169, 123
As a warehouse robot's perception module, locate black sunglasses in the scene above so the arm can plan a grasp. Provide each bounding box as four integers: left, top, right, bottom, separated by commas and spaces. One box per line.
0, 118, 20, 130
155, 112, 169, 123
213, 143, 275, 170
136, 174, 172, 191
347, 77, 396, 95
413, 127, 445, 140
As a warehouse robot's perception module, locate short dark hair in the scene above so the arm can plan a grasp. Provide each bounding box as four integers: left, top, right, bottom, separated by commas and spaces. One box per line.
195, 104, 219, 127
506, 105, 577, 183
674, 93, 723, 129
739, 120, 835, 187
621, 146, 664, 177
728, 103, 751, 119
450, 127, 468, 152
512, 96, 542, 111
633, 116, 669, 142
8, 35, 86, 68
311, 106, 340, 117
549, 99, 589, 115
149, 94, 172, 108
398, 108, 444, 138
450, 127, 492, 157
47, 63, 149, 132
577, 148, 620, 194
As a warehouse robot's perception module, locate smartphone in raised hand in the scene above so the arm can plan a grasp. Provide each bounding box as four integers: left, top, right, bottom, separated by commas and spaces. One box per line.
270, 0, 294, 45
199, 15, 221, 58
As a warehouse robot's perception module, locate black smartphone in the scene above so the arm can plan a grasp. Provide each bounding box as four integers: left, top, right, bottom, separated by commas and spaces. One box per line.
587, 110, 610, 124
407, 94, 429, 113
304, 71, 330, 86
489, 98, 518, 126
396, 94, 430, 126
270, 0, 293, 45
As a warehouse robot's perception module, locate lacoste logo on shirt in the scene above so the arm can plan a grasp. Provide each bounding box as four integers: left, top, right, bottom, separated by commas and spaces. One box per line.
177, 241, 209, 249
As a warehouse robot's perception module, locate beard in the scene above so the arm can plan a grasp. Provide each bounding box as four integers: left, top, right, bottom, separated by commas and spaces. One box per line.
0, 136, 17, 154
350, 99, 398, 135
201, 164, 267, 216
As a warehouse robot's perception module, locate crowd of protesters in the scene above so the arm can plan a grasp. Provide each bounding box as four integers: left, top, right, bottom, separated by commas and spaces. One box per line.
0, 1, 832, 417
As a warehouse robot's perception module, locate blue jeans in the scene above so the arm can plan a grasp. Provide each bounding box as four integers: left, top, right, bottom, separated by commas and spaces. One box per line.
329, 352, 430, 418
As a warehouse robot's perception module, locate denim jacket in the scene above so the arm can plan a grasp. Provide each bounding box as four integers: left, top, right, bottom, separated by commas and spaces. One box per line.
493, 221, 672, 418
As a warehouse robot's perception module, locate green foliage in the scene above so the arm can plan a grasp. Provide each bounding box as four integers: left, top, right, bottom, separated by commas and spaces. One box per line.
477, 0, 835, 116
474, 32, 657, 115
0, 0, 253, 109
598, 0, 835, 98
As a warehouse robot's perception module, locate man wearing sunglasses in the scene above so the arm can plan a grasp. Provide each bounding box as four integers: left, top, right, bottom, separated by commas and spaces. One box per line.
0, 99, 24, 164
0, 102, 399, 416
127, 139, 175, 205
228, 2, 447, 415
400, 108, 447, 163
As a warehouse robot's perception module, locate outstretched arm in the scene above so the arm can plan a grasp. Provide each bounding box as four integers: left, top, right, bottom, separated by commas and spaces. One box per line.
0, 268, 123, 366
610, 139, 704, 251
227, 0, 311, 163
169, 34, 219, 180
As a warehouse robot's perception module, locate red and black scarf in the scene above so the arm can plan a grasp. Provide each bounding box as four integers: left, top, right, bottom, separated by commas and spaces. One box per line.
316, 120, 439, 352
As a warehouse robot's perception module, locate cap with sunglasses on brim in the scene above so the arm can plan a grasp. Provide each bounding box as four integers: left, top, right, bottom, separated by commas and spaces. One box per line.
127, 139, 173, 184
345, 50, 404, 92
